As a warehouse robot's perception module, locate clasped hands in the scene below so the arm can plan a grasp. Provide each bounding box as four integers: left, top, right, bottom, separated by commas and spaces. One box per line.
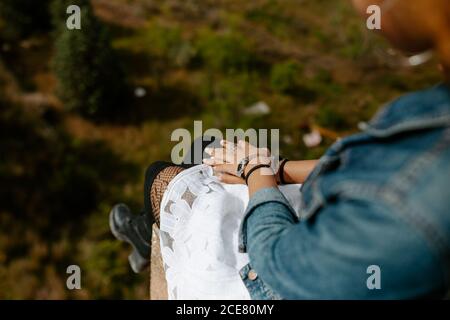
203, 140, 277, 185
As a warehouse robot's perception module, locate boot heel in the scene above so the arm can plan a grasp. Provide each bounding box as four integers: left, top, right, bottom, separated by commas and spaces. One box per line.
128, 249, 150, 273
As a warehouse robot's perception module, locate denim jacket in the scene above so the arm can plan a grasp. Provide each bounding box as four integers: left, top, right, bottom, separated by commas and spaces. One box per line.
239, 84, 450, 299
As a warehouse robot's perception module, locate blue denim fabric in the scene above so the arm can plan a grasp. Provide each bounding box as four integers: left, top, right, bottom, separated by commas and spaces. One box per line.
239, 84, 450, 299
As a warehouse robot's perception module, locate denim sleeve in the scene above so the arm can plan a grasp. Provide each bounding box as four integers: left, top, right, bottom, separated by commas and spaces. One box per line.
243, 188, 446, 299
238, 187, 299, 253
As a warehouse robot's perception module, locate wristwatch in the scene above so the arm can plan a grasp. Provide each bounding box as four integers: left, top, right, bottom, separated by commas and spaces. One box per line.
236, 156, 251, 178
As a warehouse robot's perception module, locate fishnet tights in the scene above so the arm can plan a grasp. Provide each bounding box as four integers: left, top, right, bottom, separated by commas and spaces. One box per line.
149, 166, 184, 227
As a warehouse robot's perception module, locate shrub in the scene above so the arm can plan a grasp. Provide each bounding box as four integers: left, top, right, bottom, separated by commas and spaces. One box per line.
52, 3, 127, 118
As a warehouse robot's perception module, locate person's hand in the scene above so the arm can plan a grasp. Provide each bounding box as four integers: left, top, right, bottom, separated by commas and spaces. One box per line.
203, 140, 272, 184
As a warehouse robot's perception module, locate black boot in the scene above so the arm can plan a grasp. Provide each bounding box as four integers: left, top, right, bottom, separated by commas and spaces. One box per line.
111, 161, 180, 273
109, 204, 153, 273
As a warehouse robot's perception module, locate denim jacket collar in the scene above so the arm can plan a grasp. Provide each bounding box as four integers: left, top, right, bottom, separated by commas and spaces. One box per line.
359, 83, 450, 138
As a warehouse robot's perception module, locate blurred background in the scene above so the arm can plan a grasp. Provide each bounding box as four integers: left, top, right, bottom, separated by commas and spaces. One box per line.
0, 0, 441, 299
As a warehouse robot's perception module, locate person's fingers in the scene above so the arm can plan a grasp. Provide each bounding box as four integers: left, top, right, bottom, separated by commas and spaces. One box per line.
203, 157, 216, 165
214, 148, 232, 163
224, 140, 250, 163
207, 140, 270, 166
221, 141, 240, 162
238, 140, 255, 155
236, 140, 271, 158
216, 173, 245, 185
205, 147, 221, 157
209, 146, 239, 164
204, 147, 213, 155
203, 156, 228, 166
220, 139, 233, 147
230, 140, 244, 162
221, 147, 236, 162
204, 147, 225, 163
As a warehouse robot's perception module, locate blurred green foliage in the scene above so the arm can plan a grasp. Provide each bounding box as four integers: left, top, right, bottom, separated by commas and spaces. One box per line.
0, 95, 143, 298
196, 30, 255, 72
200, 72, 261, 128
246, 0, 303, 40
270, 60, 302, 94
316, 105, 349, 130
115, 22, 188, 65
52, 0, 128, 118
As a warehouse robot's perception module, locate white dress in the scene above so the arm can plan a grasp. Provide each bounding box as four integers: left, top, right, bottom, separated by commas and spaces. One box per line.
158, 164, 302, 300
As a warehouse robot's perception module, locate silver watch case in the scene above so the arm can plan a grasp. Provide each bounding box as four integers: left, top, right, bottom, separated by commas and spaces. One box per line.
236, 156, 250, 178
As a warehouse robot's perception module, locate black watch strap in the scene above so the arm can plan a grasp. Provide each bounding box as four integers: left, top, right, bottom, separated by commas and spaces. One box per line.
278, 159, 289, 185
245, 164, 272, 185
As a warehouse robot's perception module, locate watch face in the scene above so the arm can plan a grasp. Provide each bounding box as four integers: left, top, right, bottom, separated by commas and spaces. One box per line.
236, 163, 244, 175
236, 157, 249, 177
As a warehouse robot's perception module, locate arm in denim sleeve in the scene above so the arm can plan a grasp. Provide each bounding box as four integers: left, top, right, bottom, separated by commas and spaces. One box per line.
244, 188, 446, 299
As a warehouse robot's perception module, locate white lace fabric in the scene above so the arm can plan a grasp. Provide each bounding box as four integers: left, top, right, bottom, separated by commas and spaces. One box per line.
158, 164, 302, 300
